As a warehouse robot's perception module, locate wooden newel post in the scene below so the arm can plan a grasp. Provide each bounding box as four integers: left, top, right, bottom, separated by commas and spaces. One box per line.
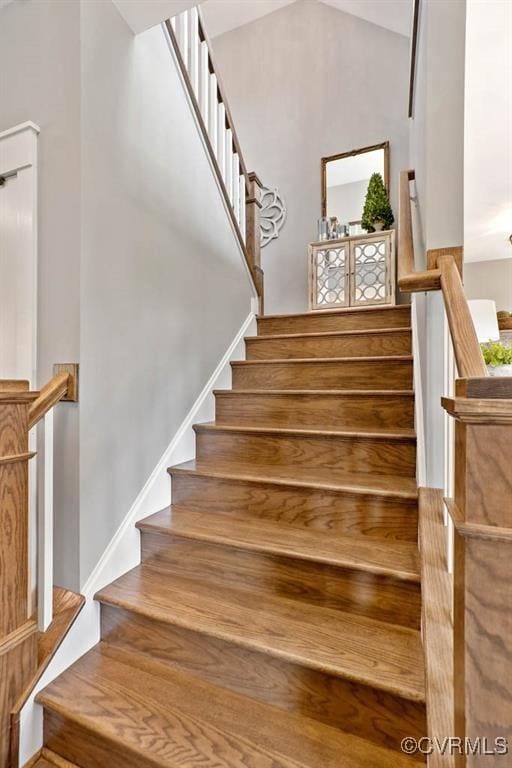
246, 171, 264, 314
0, 381, 38, 768
443, 379, 512, 767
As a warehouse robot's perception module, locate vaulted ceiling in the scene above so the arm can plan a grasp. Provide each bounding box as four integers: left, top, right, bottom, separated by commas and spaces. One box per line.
201, 0, 413, 39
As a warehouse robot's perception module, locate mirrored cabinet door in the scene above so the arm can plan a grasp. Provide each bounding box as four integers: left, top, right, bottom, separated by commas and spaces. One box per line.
309, 243, 349, 309
350, 235, 393, 306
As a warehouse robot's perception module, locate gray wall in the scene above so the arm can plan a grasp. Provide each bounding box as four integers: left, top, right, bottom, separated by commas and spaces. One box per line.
410, 0, 466, 253
79, 1, 254, 584
409, 0, 467, 488
464, 258, 512, 310
211, 0, 410, 314
0, 0, 81, 587
0, 0, 255, 588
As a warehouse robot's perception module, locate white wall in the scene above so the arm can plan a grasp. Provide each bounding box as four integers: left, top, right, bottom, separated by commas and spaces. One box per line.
79, 0, 254, 584
0, 0, 81, 588
211, 0, 410, 314
0, 0, 255, 589
410, 0, 466, 255
464, 0, 512, 264
408, 0, 466, 488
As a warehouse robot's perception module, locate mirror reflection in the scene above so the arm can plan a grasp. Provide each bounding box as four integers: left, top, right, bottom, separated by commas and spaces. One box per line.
322, 143, 389, 235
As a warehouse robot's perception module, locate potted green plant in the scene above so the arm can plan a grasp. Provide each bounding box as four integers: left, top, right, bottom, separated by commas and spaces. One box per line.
481, 341, 512, 376
361, 173, 394, 232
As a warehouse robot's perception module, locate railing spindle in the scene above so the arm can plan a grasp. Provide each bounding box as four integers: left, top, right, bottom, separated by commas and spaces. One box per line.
207, 73, 218, 149
199, 41, 209, 124
225, 128, 233, 203
188, 7, 199, 97
239, 175, 246, 241
37, 409, 54, 631
175, 11, 188, 64
217, 102, 226, 177
232, 154, 240, 221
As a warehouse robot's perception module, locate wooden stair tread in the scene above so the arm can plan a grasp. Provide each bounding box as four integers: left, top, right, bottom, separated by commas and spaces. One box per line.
95, 564, 425, 701
194, 421, 417, 441
215, 388, 414, 396
234, 355, 413, 365
169, 459, 418, 499
38, 643, 419, 768
257, 305, 412, 321
138, 506, 420, 581
245, 327, 411, 340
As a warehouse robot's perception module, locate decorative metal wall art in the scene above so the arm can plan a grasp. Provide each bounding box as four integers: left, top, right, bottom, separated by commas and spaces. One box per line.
260, 186, 287, 248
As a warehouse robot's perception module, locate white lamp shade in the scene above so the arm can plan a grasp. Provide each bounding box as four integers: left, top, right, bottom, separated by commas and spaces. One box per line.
468, 300, 500, 343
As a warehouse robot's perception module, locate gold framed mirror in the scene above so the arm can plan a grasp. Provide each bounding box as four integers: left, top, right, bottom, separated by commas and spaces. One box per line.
321, 141, 390, 229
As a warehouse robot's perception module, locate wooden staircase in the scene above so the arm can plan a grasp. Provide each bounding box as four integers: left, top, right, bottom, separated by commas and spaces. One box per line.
35, 304, 426, 767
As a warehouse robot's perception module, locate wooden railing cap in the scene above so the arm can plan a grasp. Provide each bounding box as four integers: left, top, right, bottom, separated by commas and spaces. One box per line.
0, 391, 38, 404
248, 171, 263, 187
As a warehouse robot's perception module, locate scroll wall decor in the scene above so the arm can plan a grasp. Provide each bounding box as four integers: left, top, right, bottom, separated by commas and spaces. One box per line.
260, 186, 287, 248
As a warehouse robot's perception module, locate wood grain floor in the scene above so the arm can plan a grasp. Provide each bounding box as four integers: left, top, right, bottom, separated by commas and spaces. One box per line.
36, 304, 426, 766
39, 644, 421, 768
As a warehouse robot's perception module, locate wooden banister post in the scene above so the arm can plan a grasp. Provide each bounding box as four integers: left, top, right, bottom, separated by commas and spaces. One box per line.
443, 379, 512, 765
246, 171, 264, 314
0, 382, 38, 768
398, 169, 415, 284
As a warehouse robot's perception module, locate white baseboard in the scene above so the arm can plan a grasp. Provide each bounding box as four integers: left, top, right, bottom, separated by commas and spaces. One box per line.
18, 310, 256, 766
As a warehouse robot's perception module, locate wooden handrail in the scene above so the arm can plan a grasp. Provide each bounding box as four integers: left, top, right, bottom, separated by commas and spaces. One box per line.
28, 372, 70, 430
398, 169, 416, 284
438, 255, 487, 378
398, 169, 487, 379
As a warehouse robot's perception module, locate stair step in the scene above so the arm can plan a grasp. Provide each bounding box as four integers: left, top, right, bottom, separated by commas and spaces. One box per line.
170, 459, 418, 499
257, 305, 412, 336
194, 422, 416, 476
246, 328, 411, 359
169, 459, 418, 541
138, 506, 420, 579
231, 356, 413, 390
95, 564, 425, 702
37, 643, 422, 767
137, 507, 421, 628
215, 389, 415, 430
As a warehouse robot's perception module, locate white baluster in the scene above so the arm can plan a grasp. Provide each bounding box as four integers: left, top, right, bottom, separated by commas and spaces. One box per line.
232, 153, 240, 221
225, 127, 233, 202
188, 6, 199, 97
239, 175, 246, 242
217, 102, 226, 179
199, 41, 209, 125
208, 73, 218, 154
38, 409, 54, 631
175, 10, 189, 65
170, 16, 176, 32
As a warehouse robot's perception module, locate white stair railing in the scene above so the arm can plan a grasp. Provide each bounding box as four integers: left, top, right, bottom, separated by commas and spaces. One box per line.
166, 6, 264, 310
